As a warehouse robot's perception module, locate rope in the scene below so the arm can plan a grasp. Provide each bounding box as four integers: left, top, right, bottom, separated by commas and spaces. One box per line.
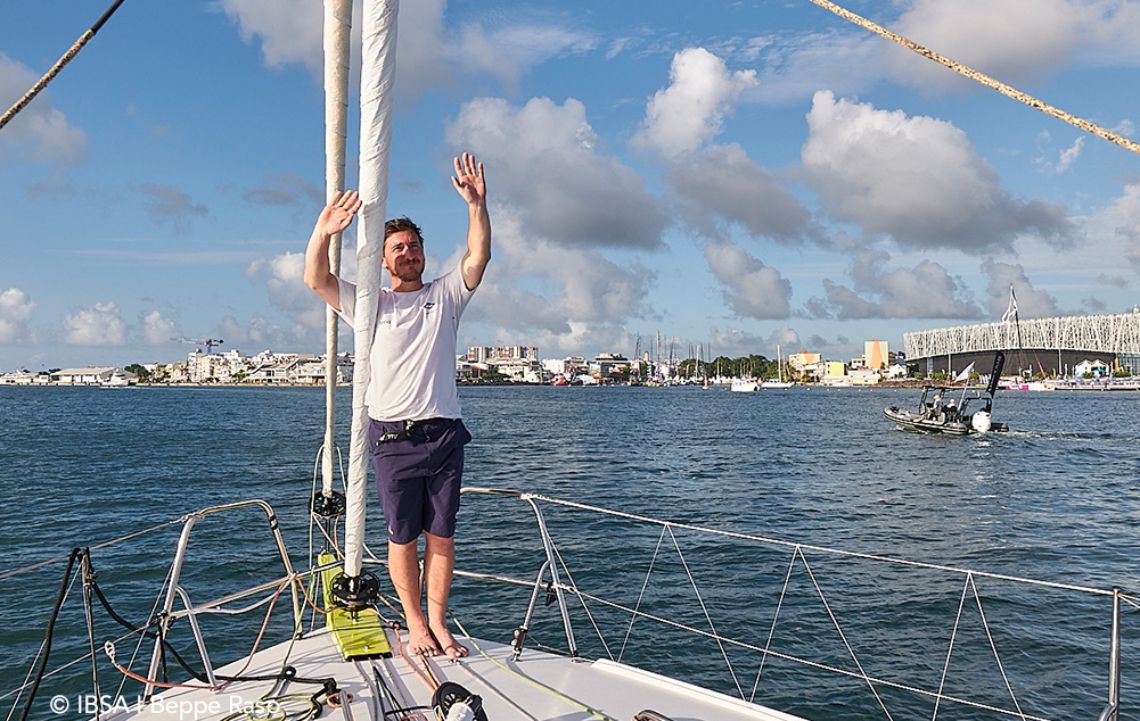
0, 0, 128, 130
804, 0, 1140, 155
18, 548, 81, 721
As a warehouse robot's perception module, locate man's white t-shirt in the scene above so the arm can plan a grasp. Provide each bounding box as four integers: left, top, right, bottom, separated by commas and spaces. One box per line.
337, 265, 474, 422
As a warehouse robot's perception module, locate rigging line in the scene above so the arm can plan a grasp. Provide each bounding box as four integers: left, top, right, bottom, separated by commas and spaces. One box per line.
750, 544, 800, 703
804, 0, 1140, 156
0, 629, 139, 708
969, 577, 1027, 721
0, 0, 128, 131
932, 573, 972, 721
797, 549, 896, 721
538, 586, 1052, 721
522, 494, 1117, 596
0, 518, 180, 581
618, 524, 668, 663
450, 615, 619, 721
3, 569, 79, 720
548, 536, 615, 661
79, 552, 102, 721
665, 525, 744, 700
115, 560, 175, 700
3, 636, 45, 721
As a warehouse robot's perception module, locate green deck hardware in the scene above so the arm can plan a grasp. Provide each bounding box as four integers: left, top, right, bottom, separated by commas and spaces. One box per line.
318, 552, 392, 659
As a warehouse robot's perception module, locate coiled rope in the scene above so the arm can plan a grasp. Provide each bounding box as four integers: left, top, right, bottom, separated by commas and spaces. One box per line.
806, 0, 1140, 155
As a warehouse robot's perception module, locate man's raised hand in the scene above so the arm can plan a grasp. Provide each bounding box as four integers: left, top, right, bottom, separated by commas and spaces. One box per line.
318, 189, 362, 236
451, 152, 486, 207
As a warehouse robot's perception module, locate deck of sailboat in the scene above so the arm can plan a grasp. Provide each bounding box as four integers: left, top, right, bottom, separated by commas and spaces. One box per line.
125, 625, 803, 721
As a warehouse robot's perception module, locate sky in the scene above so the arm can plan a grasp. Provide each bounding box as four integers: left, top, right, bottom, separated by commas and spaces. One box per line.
2, 0, 1139, 371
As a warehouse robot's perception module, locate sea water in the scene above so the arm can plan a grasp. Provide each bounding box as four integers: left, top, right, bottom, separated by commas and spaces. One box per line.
0, 385, 1136, 720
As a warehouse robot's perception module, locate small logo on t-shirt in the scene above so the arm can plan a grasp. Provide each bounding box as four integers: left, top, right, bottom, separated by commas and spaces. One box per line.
422, 302, 436, 313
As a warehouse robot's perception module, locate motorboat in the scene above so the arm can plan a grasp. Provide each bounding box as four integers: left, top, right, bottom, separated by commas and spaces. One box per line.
884, 385, 1008, 434
885, 352, 1008, 434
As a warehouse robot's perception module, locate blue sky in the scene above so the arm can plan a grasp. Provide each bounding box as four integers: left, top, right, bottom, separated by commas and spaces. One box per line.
2, 0, 1138, 370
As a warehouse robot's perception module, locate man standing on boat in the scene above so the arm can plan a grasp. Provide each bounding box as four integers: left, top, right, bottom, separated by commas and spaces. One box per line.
303, 152, 491, 659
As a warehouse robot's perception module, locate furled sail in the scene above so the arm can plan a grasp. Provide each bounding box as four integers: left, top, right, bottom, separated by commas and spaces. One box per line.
345, 0, 399, 578
322, 0, 352, 500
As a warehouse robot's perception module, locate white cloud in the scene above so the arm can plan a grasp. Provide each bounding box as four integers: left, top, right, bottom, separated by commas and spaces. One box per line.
247, 252, 327, 332
0, 288, 36, 343
140, 310, 179, 345
817, 251, 984, 320
802, 91, 1075, 251
746, 31, 884, 105
0, 53, 87, 164
1037, 136, 1086, 175
704, 241, 792, 319
888, 0, 1082, 88
219, 0, 321, 69
1091, 181, 1140, 270
741, 1, 1140, 107
460, 209, 654, 353
454, 23, 596, 91
632, 48, 757, 159
982, 260, 1064, 318
63, 302, 126, 346
667, 143, 813, 243
446, 96, 666, 249
218, 0, 592, 102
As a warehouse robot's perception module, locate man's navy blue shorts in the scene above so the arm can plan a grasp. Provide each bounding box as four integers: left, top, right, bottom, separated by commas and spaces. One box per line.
368, 417, 472, 544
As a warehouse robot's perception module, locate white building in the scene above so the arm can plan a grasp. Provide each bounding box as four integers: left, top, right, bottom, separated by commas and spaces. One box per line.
53, 367, 118, 384
1075, 359, 1110, 378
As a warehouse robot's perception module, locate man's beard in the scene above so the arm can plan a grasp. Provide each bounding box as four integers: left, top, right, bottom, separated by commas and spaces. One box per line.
391, 260, 422, 282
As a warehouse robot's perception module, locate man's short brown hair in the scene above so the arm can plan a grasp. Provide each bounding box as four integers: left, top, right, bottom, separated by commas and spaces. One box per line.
384, 217, 423, 247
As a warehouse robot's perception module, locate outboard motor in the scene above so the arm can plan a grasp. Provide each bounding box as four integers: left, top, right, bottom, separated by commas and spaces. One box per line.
971, 410, 992, 433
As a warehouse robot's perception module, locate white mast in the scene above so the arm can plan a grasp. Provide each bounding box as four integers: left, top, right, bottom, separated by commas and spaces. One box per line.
345, 0, 399, 579
322, 0, 352, 500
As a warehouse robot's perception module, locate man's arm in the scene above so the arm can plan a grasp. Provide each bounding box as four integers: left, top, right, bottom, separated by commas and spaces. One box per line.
451, 152, 491, 291
304, 189, 362, 310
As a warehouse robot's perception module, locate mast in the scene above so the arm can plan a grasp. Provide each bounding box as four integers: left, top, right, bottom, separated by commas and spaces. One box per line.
345, 0, 399, 580
321, 0, 352, 505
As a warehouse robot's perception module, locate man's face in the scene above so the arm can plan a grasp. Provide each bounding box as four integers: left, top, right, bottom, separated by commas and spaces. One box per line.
383, 229, 424, 282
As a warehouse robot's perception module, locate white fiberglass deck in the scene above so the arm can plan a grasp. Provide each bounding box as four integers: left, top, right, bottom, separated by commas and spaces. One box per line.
118, 625, 806, 721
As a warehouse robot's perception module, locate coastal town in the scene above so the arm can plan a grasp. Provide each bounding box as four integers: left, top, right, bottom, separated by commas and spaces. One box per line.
0, 339, 902, 387
1, 337, 1130, 388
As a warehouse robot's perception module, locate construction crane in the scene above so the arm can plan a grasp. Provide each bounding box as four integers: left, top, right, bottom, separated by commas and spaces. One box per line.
172, 337, 224, 354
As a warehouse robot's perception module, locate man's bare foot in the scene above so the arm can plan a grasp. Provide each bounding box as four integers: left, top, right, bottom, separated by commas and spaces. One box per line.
429, 624, 469, 659
407, 624, 440, 656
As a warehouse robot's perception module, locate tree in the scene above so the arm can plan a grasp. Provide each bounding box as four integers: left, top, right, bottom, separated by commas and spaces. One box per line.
124, 363, 151, 382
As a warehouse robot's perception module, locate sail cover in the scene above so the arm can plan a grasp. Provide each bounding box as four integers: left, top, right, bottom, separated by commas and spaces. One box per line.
322, 0, 351, 498
345, 0, 399, 578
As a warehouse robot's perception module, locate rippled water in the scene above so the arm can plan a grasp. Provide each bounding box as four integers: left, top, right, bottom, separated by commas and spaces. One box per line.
1, 385, 1136, 720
